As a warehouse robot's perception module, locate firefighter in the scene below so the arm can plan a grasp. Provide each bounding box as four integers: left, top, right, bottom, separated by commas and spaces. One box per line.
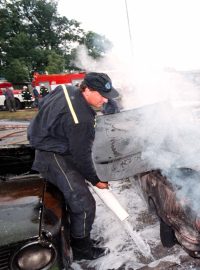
4, 87, 16, 112
22, 86, 32, 108
32, 87, 39, 108
40, 84, 49, 97
27, 72, 119, 261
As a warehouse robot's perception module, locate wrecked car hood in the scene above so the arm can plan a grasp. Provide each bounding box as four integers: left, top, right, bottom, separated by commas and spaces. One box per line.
93, 102, 200, 181
93, 107, 153, 181
0, 175, 44, 246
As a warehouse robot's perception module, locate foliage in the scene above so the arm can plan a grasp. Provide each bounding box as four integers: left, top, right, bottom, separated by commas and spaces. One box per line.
84, 31, 112, 59
0, 0, 112, 83
5, 59, 30, 82
46, 51, 65, 74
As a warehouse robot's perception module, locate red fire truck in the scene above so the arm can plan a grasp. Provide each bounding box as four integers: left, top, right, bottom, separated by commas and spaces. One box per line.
0, 80, 25, 110
32, 72, 86, 92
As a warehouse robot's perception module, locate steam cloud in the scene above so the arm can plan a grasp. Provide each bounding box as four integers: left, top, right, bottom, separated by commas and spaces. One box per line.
75, 44, 200, 213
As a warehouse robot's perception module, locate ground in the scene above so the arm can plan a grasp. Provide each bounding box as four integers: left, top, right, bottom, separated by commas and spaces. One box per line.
71, 179, 200, 270
0, 108, 37, 121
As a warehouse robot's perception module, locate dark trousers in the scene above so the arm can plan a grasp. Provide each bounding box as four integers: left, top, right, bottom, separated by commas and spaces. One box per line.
33, 97, 39, 107
6, 98, 16, 112
32, 150, 96, 238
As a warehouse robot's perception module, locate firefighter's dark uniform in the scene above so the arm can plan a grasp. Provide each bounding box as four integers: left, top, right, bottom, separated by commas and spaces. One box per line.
28, 85, 101, 238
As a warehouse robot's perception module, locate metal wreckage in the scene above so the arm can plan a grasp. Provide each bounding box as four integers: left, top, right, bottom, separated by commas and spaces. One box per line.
0, 122, 71, 270
1, 103, 200, 269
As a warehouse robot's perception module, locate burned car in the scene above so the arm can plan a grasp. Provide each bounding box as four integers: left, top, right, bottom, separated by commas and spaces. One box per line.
92, 105, 200, 258
0, 145, 35, 176
0, 124, 72, 270
135, 168, 200, 258
0, 173, 72, 270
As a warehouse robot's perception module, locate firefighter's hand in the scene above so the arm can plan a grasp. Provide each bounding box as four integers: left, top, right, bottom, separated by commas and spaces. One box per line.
95, 181, 109, 189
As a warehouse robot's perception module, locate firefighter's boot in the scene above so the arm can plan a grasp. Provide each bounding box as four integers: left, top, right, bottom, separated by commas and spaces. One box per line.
71, 236, 110, 261
91, 236, 104, 246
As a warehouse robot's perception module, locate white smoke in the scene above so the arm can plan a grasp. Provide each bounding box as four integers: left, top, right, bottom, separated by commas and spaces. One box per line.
130, 69, 200, 213
65, 24, 200, 269
74, 45, 136, 105
75, 43, 200, 214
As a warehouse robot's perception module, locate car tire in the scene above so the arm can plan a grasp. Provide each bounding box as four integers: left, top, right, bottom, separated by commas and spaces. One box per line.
14, 98, 22, 109
148, 197, 157, 214
160, 219, 176, 248
4, 100, 9, 111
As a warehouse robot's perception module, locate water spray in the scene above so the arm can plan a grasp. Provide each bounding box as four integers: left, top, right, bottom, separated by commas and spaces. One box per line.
88, 183, 153, 259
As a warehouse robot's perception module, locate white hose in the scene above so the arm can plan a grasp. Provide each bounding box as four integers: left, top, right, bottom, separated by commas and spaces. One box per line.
88, 182, 153, 259
88, 183, 129, 221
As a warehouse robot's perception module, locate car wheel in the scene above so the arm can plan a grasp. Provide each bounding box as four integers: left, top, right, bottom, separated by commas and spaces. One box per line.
148, 197, 157, 214
20, 102, 25, 109
4, 100, 9, 110
14, 98, 22, 109
160, 219, 176, 248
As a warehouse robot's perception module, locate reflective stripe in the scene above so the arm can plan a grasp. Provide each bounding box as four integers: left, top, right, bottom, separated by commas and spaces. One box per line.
62, 85, 79, 124
83, 211, 87, 237
54, 154, 74, 191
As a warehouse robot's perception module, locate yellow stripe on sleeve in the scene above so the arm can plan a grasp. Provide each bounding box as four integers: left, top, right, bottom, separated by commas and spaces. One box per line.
62, 85, 79, 124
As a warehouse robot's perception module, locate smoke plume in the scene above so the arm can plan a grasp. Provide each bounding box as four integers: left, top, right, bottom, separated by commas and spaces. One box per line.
75, 44, 200, 213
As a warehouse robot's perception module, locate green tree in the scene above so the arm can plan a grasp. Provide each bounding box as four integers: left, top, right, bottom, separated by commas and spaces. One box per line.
0, 0, 85, 80
84, 31, 113, 59
0, 0, 112, 82
5, 59, 30, 82
46, 51, 65, 74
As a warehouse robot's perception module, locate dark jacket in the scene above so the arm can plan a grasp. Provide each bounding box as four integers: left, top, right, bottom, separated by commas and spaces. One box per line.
33, 88, 39, 98
4, 88, 14, 99
28, 85, 100, 185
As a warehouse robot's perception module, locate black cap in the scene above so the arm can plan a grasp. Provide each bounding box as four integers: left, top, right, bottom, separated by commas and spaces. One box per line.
83, 72, 119, 99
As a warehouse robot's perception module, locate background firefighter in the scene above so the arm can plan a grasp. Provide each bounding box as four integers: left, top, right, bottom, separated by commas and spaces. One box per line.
40, 84, 49, 97
22, 86, 32, 108
4, 87, 16, 112
28, 72, 119, 261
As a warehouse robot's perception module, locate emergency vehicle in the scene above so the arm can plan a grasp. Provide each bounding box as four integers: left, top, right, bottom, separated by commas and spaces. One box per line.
0, 80, 25, 110
32, 72, 86, 92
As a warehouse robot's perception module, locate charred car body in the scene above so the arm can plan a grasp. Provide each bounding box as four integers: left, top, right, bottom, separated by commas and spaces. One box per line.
135, 168, 200, 258
93, 105, 200, 258
0, 123, 73, 270
0, 161, 72, 270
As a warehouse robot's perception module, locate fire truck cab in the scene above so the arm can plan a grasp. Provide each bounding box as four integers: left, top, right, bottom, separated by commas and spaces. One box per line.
0, 80, 25, 110
32, 72, 86, 92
